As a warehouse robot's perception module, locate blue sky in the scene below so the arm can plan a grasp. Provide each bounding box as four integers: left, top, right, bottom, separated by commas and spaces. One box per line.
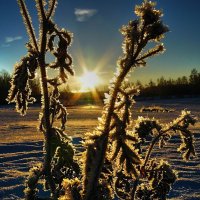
0, 0, 200, 86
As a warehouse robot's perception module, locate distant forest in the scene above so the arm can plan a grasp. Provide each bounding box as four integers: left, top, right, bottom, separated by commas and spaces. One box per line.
0, 68, 200, 105
137, 68, 200, 98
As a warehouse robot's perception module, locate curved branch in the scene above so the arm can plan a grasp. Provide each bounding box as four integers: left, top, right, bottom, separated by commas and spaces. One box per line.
143, 132, 161, 168
143, 117, 185, 168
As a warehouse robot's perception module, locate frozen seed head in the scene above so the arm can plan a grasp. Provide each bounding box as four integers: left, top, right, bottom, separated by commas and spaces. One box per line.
135, 1, 163, 25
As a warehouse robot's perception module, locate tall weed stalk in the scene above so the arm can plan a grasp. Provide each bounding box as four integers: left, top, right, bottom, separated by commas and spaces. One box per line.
7, 0, 78, 199
80, 1, 197, 200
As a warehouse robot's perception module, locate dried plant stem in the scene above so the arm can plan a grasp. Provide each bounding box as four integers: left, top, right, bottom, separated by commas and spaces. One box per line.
131, 131, 167, 200
39, 66, 56, 194
143, 134, 161, 168
85, 31, 146, 198
47, 0, 57, 19
129, 132, 161, 200
18, 0, 38, 52
37, 0, 56, 195
143, 120, 182, 168
86, 63, 134, 200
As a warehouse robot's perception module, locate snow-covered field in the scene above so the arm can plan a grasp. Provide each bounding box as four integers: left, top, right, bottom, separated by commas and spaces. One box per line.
0, 98, 200, 199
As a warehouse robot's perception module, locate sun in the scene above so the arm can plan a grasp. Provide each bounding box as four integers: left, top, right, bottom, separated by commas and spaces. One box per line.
79, 71, 100, 91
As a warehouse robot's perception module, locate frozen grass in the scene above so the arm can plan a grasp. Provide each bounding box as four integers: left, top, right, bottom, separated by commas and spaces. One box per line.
0, 98, 200, 199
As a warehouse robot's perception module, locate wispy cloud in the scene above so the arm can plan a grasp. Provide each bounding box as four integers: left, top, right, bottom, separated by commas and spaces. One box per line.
74, 8, 97, 22
5, 36, 23, 43
1, 44, 11, 48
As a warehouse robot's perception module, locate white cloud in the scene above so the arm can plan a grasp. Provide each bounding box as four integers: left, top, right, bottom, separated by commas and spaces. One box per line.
5, 36, 23, 43
74, 8, 97, 22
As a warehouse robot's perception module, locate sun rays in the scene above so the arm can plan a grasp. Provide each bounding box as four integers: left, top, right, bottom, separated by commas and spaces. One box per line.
79, 71, 100, 92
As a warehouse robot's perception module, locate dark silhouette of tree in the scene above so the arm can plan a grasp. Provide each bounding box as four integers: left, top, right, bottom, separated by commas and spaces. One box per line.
0, 70, 11, 104
139, 68, 200, 98
189, 68, 199, 85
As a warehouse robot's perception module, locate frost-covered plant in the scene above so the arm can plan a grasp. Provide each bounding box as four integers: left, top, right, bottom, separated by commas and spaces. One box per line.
79, 1, 197, 200
8, 0, 197, 200
7, 0, 78, 199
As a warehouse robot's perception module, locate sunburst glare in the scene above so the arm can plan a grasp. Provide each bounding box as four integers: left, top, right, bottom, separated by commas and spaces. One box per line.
79, 71, 100, 92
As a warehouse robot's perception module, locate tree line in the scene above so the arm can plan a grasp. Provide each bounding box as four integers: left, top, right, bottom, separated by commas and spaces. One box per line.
0, 70, 11, 104
136, 68, 200, 98
0, 68, 199, 105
